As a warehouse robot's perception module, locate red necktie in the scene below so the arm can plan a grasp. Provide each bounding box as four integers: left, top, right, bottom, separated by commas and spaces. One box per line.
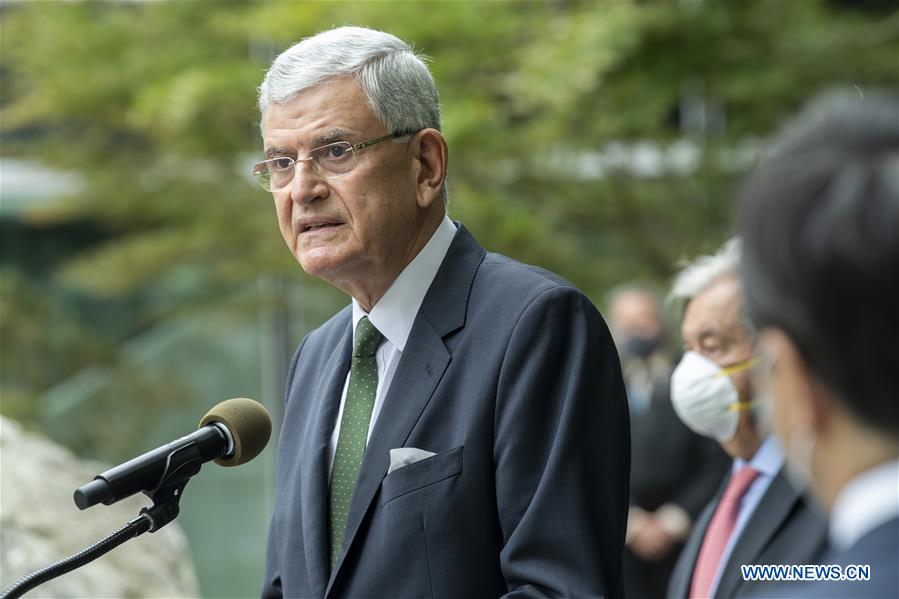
689, 466, 760, 599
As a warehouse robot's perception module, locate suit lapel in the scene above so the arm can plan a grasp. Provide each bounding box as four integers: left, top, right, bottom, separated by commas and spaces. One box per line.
301, 320, 352, 597
325, 224, 485, 597
714, 469, 799, 598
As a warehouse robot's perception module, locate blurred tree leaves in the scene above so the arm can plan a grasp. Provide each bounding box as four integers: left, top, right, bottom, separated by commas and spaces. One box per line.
2, 0, 897, 427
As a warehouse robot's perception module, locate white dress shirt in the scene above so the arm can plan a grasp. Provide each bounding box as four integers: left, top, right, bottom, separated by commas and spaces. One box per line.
829, 458, 899, 551
328, 216, 457, 473
710, 435, 785, 595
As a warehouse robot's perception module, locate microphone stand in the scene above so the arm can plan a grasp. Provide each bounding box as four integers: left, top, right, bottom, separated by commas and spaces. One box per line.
1, 464, 197, 599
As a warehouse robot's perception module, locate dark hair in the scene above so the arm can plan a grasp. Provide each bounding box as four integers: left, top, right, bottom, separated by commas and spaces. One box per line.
737, 89, 899, 435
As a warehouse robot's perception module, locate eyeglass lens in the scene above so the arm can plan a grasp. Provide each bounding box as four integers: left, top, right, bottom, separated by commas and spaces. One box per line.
256, 141, 358, 190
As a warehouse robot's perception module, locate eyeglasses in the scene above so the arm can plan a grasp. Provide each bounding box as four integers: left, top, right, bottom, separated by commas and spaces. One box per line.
252, 130, 418, 192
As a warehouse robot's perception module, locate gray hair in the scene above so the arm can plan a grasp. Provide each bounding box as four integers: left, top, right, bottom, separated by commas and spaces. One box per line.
258, 26, 446, 203
670, 238, 741, 303
258, 26, 441, 135
668, 238, 753, 332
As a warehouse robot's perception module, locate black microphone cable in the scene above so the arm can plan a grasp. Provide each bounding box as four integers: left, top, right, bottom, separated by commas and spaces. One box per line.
2, 398, 272, 598
0, 514, 152, 599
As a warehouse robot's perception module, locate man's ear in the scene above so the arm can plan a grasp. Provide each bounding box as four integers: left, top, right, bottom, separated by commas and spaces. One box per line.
412, 128, 448, 209
759, 328, 832, 439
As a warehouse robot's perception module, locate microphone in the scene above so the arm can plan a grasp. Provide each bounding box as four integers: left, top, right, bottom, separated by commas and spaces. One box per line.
74, 398, 271, 510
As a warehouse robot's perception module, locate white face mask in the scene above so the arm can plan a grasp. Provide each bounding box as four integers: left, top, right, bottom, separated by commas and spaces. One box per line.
670, 351, 755, 443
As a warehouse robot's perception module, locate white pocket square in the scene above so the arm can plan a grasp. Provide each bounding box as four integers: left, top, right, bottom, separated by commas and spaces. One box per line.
388, 447, 436, 475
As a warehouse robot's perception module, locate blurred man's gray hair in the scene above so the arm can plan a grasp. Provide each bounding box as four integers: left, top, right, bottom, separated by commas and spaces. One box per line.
258, 26, 441, 136
668, 238, 742, 317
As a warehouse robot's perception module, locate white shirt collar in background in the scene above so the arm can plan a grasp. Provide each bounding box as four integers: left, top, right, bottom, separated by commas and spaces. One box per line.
733, 435, 784, 477
829, 458, 899, 550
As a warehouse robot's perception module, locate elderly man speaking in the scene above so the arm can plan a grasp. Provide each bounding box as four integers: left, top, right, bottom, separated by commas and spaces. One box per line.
254, 27, 630, 598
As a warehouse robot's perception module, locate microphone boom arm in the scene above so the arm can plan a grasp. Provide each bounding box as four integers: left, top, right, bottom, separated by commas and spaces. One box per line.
0, 515, 153, 599
1, 439, 208, 599
2, 398, 269, 599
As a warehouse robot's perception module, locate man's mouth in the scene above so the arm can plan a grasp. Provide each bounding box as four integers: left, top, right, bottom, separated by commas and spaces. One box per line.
297, 220, 344, 234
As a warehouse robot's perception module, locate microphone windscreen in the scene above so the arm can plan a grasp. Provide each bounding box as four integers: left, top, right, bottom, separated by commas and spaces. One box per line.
199, 398, 272, 467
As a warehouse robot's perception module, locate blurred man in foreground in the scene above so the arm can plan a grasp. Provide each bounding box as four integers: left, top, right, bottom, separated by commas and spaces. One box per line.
255, 26, 630, 598
738, 90, 899, 598
609, 286, 728, 599
665, 241, 826, 599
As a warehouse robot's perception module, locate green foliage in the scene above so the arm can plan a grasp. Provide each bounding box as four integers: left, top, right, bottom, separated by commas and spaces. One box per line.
0, 267, 111, 421
2, 0, 897, 420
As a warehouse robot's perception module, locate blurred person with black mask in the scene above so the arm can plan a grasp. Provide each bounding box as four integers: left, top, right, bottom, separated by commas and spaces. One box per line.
665, 242, 827, 599
609, 286, 730, 599
738, 90, 899, 598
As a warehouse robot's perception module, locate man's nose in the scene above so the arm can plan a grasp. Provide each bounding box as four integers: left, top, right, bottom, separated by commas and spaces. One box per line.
289, 159, 328, 205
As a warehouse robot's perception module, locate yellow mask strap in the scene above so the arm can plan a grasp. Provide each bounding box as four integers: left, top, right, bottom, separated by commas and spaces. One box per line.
728, 400, 756, 413
717, 357, 759, 378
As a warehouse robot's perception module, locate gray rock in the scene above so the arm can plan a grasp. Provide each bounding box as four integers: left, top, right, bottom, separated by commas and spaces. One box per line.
0, 416, 200, 598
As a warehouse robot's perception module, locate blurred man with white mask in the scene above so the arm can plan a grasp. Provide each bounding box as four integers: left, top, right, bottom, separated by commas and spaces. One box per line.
666, 240, 826, 599
609, 286, 729, 599
738, 90, 899, 598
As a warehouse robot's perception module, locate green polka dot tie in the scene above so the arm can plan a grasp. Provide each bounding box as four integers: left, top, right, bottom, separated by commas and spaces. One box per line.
329, 316, 384, 569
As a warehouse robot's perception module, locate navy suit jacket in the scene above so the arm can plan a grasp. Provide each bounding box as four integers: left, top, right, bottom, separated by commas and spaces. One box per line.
262, 224, 630, 598
668, 467, 827, 599
753, 516, 898, 599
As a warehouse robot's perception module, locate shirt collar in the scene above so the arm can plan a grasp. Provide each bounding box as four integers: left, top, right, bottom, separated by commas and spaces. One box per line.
733, 435, 784, 478
829, 458, 899, 550
352, 216, 457, 351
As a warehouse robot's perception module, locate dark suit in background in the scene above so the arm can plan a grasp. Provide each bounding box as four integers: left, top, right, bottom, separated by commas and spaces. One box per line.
625, 377, 729, 599
263, 226, 630, 598
760, 516, 898, 599
668, 468, 827, 599
733, 91, 899, 599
